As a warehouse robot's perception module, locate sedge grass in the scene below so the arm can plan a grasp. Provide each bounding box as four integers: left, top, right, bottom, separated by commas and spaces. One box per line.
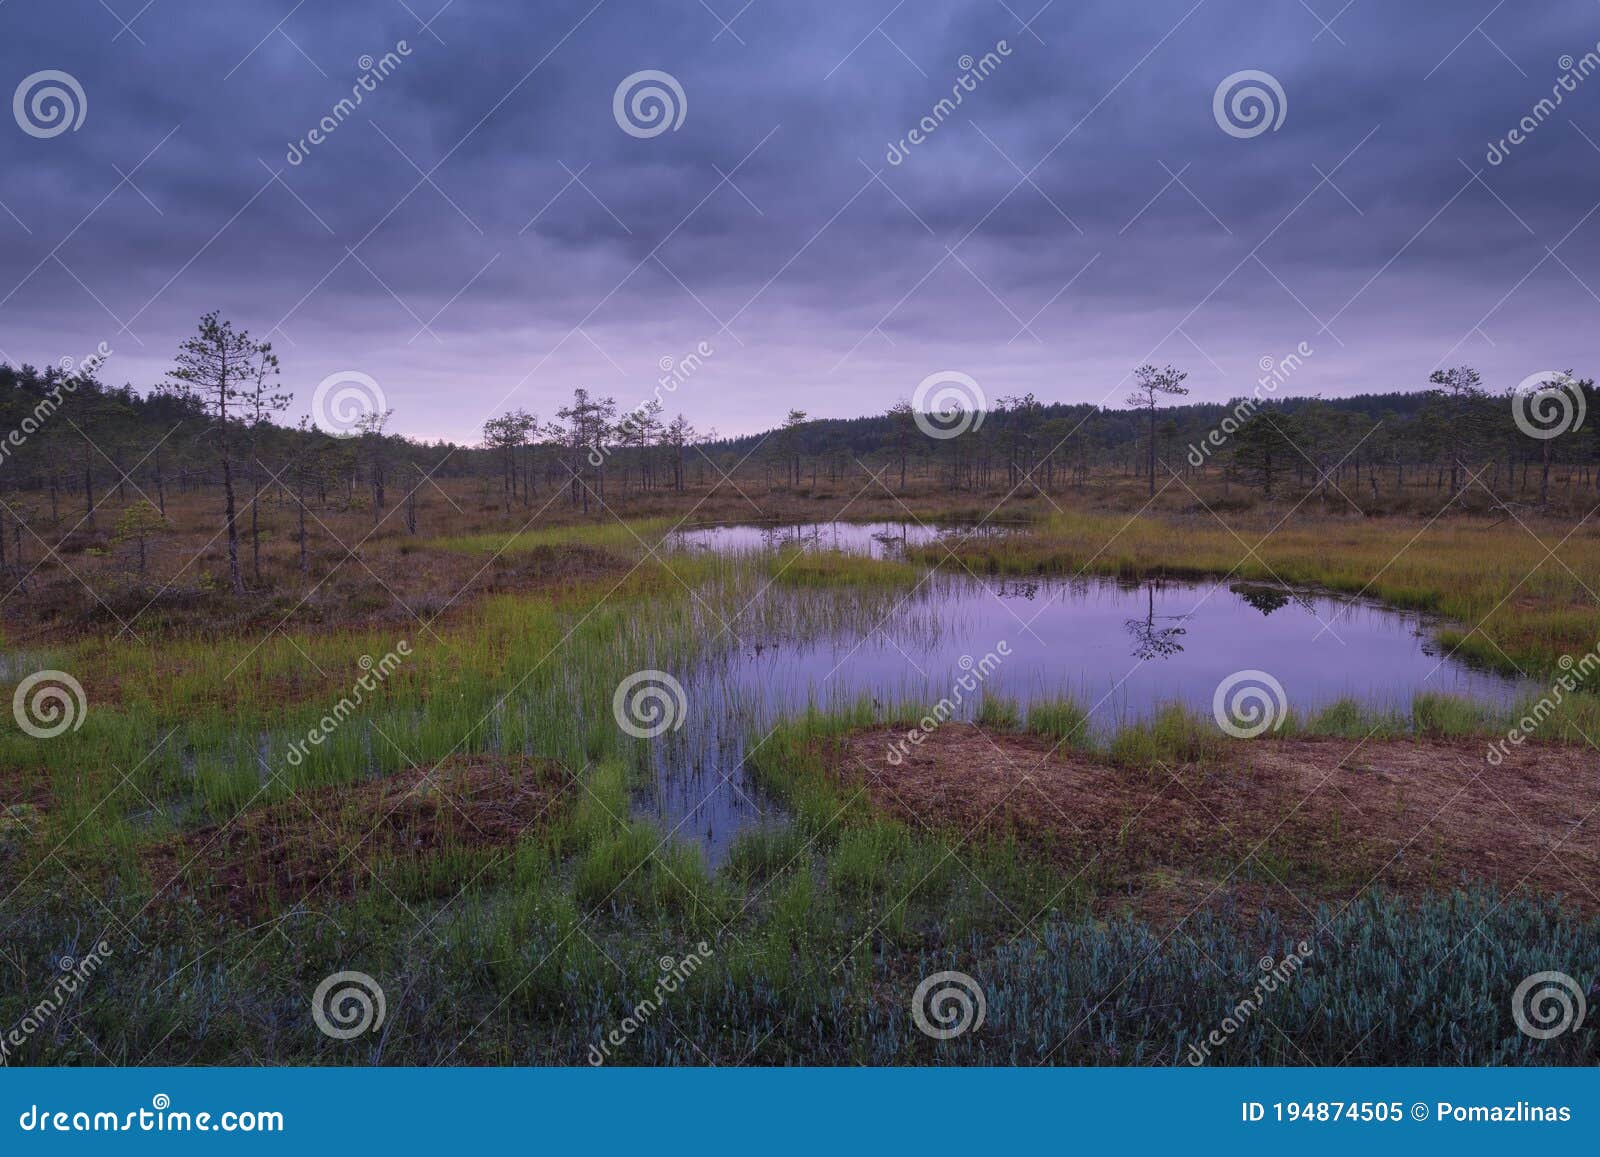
5, 515, 1600, 1065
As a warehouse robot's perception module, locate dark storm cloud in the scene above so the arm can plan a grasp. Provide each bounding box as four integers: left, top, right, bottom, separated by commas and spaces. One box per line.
2, 0, 1598, 440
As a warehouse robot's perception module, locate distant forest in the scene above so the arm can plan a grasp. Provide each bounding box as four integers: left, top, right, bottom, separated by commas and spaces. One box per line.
3, 316, 1597, 565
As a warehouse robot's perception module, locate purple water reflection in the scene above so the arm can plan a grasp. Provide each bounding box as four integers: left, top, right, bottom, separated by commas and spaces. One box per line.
640, 530, 1530, 864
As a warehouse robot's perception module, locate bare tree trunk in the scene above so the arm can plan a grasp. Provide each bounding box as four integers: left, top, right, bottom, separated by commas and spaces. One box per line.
221, 452, 243, 595
1146, 406, 1156, 497
82, 441, 95, 526
250, 464, 263, 585
298, 483, 308, 582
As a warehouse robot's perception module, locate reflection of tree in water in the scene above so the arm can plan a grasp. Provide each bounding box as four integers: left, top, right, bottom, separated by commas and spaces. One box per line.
1125, 581, 1187, 660
1238, 586, 1291, 616
870, 530, 908, 559
1231, 583, 1312, 617
994, 579, 1042, 600
765, 524, 821, 552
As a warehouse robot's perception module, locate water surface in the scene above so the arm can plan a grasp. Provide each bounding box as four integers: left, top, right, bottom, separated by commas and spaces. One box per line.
638, 523, 1530, 862
668, 519, 1016, 559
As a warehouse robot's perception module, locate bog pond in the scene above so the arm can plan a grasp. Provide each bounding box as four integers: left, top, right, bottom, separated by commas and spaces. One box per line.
638, 521, 1530, 861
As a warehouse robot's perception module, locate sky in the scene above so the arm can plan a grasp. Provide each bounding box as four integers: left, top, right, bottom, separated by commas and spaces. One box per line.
1, 0, 1598, 442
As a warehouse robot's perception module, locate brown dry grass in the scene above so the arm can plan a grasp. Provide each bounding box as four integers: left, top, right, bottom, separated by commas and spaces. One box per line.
825, 724, 1600, 923
11, 463, 1595, 646
1, 470, 1056, 642
7, 534, 633, 642
144, 755, 574, 921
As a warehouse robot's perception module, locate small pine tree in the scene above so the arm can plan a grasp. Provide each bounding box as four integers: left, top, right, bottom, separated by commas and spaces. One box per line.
1127, 364, 1189, 496
166, 312, 279, 594
111, 500, 169, 577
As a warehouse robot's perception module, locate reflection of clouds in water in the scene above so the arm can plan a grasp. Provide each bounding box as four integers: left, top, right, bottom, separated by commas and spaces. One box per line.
704, 569, 1525, 723
669, 520, 1022, 561
638, 562, 1532, 863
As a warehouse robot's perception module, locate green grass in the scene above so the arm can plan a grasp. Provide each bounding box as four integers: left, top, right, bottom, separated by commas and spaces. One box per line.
1107, 703, 1233, 768
1026, 697, 1096, 751
976, 693, 1022, 730
723, 827, 810, 884
434, 517, 679, 556
5, 514, 1599, 1065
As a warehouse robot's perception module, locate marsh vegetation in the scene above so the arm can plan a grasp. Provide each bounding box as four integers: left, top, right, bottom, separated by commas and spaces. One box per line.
3, 339, 1599, 1065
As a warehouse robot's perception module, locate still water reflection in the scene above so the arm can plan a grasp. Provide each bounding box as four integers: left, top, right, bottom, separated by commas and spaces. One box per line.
638, 524, 1528, 862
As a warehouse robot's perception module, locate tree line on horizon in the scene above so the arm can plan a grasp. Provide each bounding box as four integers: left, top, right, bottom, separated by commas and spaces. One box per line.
3, 313, 1597, 592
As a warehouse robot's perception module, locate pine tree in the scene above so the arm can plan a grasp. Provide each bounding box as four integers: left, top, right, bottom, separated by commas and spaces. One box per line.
166, 312, 277, 595
1126, 364, 1189, 496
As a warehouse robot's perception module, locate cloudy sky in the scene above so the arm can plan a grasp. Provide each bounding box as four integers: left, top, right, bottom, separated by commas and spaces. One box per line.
2, 0, 1597, 441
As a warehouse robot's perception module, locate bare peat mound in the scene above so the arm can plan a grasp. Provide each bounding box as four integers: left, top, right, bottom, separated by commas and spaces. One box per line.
146, 755, 573, 920
826, 724, 1599, 923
